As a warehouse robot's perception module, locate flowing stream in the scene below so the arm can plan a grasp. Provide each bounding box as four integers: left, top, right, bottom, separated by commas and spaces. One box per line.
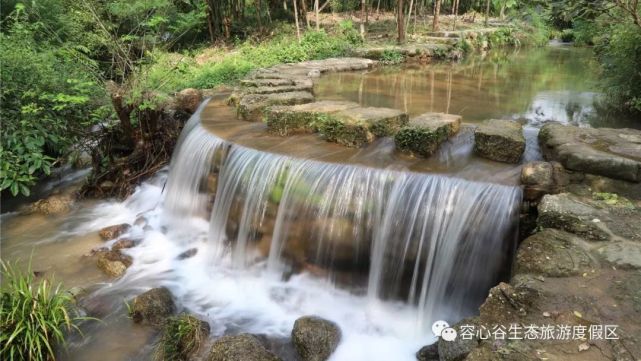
1, 45, 633, 360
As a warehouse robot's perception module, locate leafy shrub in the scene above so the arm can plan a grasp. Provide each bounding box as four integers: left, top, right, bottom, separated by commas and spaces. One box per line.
0, 261, 88, 361
560, 29, 575, 42
519, 10, 551, 46
380, 49, 405, 64
573, 19, 600, 46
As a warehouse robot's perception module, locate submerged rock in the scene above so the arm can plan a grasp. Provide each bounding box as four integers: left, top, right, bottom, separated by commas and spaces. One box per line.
395, 112, 462, 157
539, 123, 641, 182
99, 223, 131, 240
291, 316, 341, 361
111, 238, 137, 250
130, 287, 176, 327
515, 228, 596, 277
29, 194, 74, 215
474, 119, 525, 163
207, 334, 281, 361
96, 249, 133, 278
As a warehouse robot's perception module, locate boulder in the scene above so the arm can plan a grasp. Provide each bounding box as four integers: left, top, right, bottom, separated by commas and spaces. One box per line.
316, 107, 409, 147
474, 119, 525, 163
596, 242, 641, 270
515, 229, 596, 277
478, 282, 536, 325
207, 334, 281, 361
437, 317, 480, 361
264, 101, 360, 136
415, 343, 439, 361
99, 223, 131, 240
520, 161, 569, 200
237, 91, 314, 121
112, 238, 137, 250
175, 88, 203, 113
130, 287, 176, 327
539, 123, 641, 182
157, 315, 210, 361
291, 316, 341, 361
395, 113, 462, 157
29, 194, 73, 215
96, 250, 133, 278
241, 78, 296, 87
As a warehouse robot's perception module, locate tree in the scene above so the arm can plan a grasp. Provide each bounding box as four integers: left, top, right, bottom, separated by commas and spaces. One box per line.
398, 0, 405, 43
433, 0, 442, 31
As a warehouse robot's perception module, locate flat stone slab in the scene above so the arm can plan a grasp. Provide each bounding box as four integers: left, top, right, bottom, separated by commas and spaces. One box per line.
596, 241, 641, 270
317, 106, 409, 147
394, 112, 462, 157
539, 123, 641, 182
352, 43, 448, 59
264, 100, 360, 136
538, 192, 641, 242
237, 91, 314, 121
243, 84, 313, 95
474, 119, 525, 163
515, 228, 597, 277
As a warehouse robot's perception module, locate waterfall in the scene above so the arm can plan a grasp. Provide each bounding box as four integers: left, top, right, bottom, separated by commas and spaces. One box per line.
162, 107, 522, 333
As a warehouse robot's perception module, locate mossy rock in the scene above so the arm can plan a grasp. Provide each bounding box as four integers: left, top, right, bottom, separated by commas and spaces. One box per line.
130, 287, 176, 327
237, 91, 314, 121
395, 112, 461, 157
291, 316, 341, 361
316, 115, 374, 148
264, 101, 360, 136
155, 314, 210, 361
207, 334, 281, 361
474, 119, 525, 163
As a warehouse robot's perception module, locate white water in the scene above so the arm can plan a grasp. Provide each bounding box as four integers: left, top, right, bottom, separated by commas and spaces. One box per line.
72, 103, 521, 360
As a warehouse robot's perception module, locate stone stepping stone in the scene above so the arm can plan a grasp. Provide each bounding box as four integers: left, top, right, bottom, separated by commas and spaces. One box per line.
237, 91, 314, 121
394, 112, 462, 157
240, 78, 296, 87
243, 83, 313, 95
264, 100, 361, 136
539, 123, 641, 182
317, 106, 409, 148
474, 119, 525, 163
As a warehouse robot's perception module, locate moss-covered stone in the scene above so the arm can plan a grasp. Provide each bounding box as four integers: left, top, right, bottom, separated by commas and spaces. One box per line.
316, 115, 374, 147
474, 119, 525, 163
237, 91, 314, 121
264, 101, 360, 136
130, 287, 176, 327
394, 113, 462, 157
207, 334, 281, 361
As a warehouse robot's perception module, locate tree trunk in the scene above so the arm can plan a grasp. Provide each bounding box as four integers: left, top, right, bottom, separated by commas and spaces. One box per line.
360, 0, 366, 40
398, 0, 405, 43
300, 0, 310, 28
433, 0, 441, 31
406, 0, 414, 33
257, 0, 263, 30
484, 0, 490, 26
315, 0, 320, 30
293, 0, 301, 42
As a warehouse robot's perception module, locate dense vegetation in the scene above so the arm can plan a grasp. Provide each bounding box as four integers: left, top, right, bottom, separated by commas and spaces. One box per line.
1, 0, 639, 198
0, 262, 87, 360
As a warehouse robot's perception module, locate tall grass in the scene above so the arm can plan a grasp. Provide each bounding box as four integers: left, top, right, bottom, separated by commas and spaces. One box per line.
0, 261, 86, 361
154, 314, 209, 361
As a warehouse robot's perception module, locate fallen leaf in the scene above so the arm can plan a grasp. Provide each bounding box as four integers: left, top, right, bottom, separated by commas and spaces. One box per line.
578, 343, 589, 352
573, 311, 583, 318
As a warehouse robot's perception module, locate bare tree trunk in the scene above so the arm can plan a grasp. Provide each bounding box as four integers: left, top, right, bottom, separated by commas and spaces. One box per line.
300, 0, 310, 28
452, 0, 459, 30
293, 0, 301, 42
376, 0, 381, 15
315, 0, 320, 30
433, 0, 441, 31
360, 0, 366, 39
406, 0, 414, 33
484, 0, 490, 26
257, 0, 263, 30
398, 0, 405, 43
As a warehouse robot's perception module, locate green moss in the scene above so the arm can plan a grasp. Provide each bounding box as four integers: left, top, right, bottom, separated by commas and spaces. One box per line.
154, 314, 209, 361
316, 115, 373, 147
394, 125, 449, 157
592, 192, 633, 208
264, 107, 324, 136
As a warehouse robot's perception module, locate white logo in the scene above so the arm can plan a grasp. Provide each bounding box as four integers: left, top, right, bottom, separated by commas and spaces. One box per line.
432, 320, 450, 337
441, 327, 458, 342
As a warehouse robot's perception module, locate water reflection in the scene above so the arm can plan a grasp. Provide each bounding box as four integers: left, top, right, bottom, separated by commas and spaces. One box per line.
315, 46, 637, 129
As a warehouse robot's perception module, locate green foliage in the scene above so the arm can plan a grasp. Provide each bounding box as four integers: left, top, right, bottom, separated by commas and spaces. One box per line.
595, 21, 641, 113
572, 19, 599, 45
560, 29, 575, 42
0, 23, 106, 196
154, 315, 208, 361
338, 20, 363, 46
380, 49, 405, 64
488, 27, 521, 47
519, 10, 552, 46
0, 261, 87, 361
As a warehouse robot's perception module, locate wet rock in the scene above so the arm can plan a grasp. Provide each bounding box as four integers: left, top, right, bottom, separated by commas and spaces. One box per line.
29, 194, 73, 215
474, 119, 525, 163
515, 229, 596, 277
291, 316, 341, 361
316, 107, 409, 147
304, 217, 371, 270
478, 283, 536, 325
520, 161, 570, 200
244, 84, 313, 95
395, 112, 462, 157
437, 317, 480, 361
131, 287, 176, 327
177, 248, 198, 260
96, 250, 133, 277
539, 123, 641, 182
175, 88, 203, 113
112, 238, 137, 250
207, 333, 281, 361
264, 100, 360, 136
157, 315, 210, 360
416, 343, 438, 361
241, 78, 295, 87
537, 193, 610, 241
237, 91, 315, 121
596, 242, 641, 270
99, 223, 131, 240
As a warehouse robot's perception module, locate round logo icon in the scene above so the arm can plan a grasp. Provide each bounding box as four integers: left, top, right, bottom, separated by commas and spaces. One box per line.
441, 327, 458, 342
431, 320, 450, 337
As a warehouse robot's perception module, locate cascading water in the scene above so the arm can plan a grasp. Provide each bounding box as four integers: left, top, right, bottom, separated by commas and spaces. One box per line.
157, 102, 522, 348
